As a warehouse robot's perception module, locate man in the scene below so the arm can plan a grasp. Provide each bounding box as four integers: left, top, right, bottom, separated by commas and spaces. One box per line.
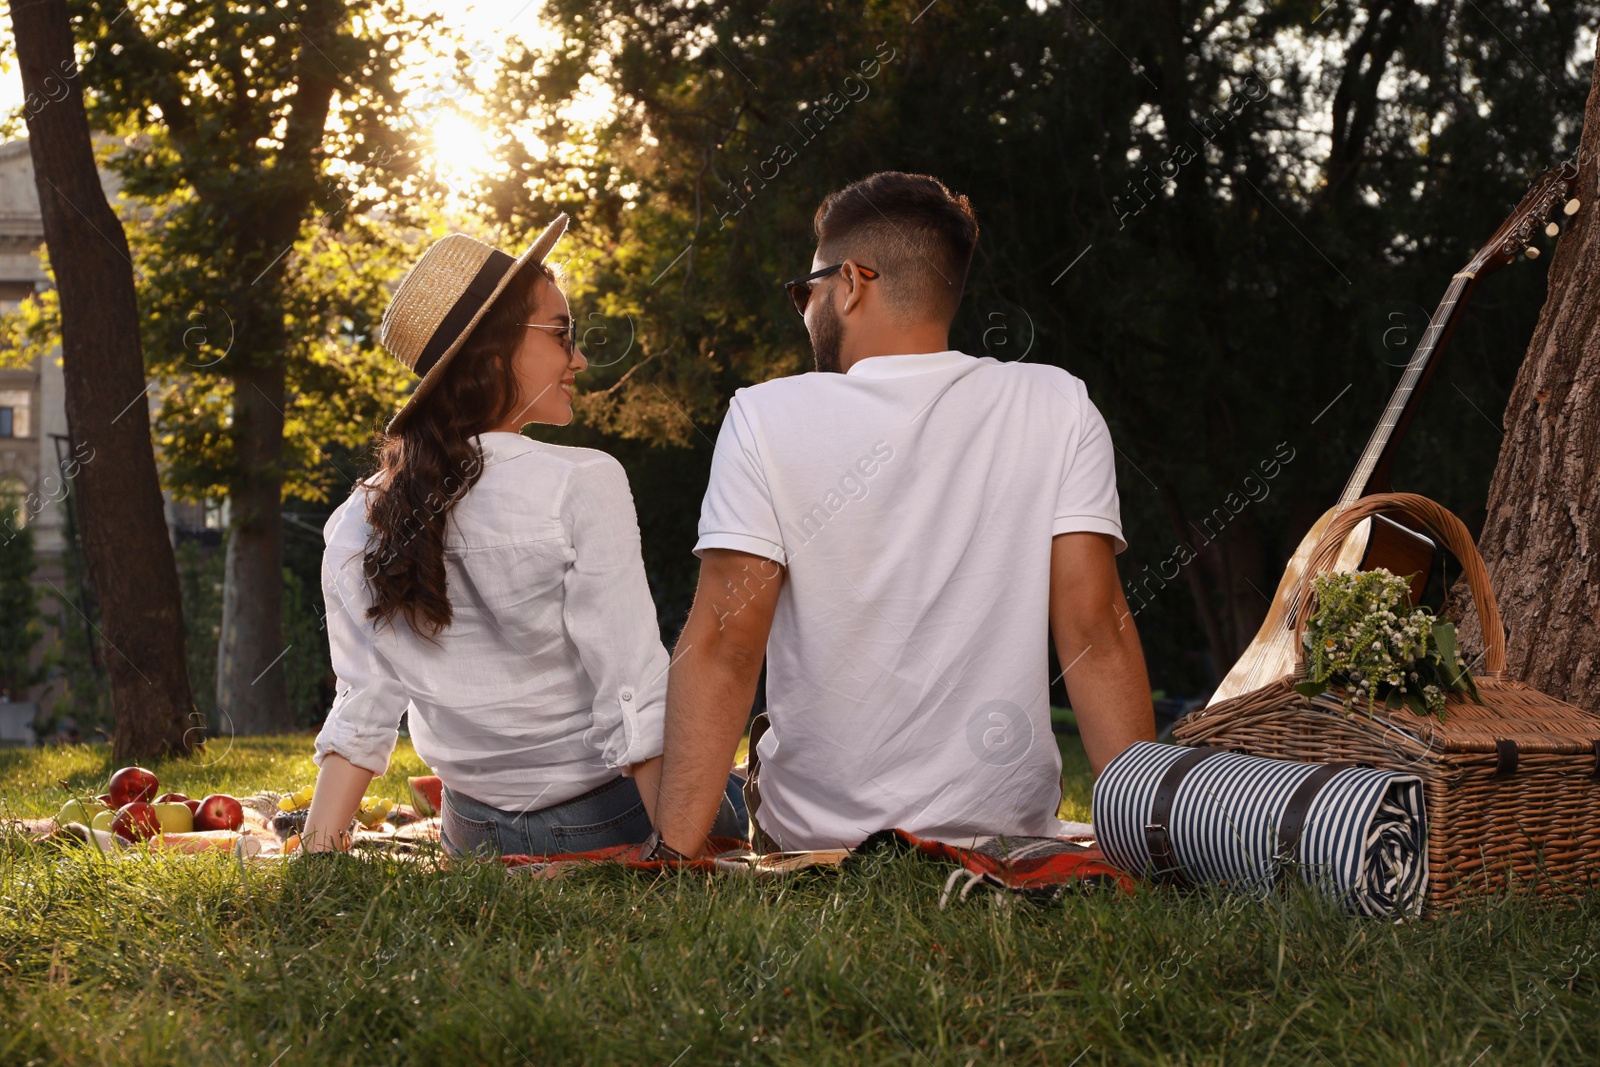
634, 171, 1156, 857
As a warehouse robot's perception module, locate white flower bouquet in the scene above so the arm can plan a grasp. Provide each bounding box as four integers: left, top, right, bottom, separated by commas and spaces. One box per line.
1294, 568, 1482, 721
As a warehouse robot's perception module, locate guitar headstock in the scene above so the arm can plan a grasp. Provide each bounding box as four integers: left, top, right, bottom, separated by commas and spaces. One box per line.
1468, 160, 1581, 278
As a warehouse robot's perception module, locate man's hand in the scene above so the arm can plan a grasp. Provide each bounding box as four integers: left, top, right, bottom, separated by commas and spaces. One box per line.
653, 548, 785, 855
1049, 532, 1156, 775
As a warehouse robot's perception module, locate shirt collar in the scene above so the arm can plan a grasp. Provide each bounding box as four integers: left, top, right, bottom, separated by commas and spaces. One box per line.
470, 431, 542, 467
844, 350, 974, 379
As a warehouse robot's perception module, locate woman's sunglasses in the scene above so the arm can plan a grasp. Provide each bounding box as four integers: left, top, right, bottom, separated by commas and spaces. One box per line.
519, 320, 578, 354
781, 262, 880, 316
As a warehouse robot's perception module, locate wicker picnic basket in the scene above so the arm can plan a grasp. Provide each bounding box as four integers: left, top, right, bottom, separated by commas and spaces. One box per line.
1172, 493, 1600, 913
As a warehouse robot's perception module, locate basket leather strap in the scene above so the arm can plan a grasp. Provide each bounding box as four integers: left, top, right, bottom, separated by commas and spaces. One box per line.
1144, 747, 1229, 885
1493, 739, 1518, 779
1274, 761, 1355, 873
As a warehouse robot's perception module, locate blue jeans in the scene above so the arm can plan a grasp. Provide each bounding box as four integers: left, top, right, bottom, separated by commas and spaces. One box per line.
440, 771, 749, 857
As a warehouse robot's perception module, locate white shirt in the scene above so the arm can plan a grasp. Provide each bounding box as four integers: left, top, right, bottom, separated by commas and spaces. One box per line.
313, 432, 670, 811
695, 350, 1125, 850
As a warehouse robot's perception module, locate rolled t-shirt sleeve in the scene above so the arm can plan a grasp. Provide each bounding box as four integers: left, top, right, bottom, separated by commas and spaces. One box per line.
1053, 380, 1128, 553
313, 553, 411, 777
560, 455, 671, 770
693, 393, 787, 565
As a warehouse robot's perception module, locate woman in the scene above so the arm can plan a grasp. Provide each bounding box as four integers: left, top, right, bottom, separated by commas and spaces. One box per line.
301, 215, 745, 856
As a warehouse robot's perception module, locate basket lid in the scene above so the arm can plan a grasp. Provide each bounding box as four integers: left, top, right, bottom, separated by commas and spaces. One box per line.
1325, 678, 1600, 755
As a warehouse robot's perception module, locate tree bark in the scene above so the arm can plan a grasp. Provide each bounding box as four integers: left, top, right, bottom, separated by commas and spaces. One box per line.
1457, 43, 1600, 712
215, 359, 288, 735
210, 0, 342, 735
10, 0, 197, 760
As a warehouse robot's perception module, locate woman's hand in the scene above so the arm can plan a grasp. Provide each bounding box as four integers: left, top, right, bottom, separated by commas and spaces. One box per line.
627, 756, 662, 827
299, 752, 374, 853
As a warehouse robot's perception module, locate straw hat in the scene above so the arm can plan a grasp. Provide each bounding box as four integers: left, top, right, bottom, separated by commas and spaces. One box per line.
378, 214, 569, 434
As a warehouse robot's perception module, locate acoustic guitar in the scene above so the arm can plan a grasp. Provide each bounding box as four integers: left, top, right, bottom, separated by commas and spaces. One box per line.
1207, 161, 1581, 706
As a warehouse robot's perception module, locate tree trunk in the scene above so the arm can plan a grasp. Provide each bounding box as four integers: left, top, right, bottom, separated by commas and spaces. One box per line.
216, 359, 288, 734
1457, 43, 1600, 712
210, 0, 342, 736
11, 0, 197, 760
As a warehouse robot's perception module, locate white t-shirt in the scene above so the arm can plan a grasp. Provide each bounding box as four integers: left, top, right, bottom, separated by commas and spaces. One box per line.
694, 349, 1125, 850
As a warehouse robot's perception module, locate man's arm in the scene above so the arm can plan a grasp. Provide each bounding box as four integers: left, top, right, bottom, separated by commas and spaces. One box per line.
645, 548, 785, 855
1049, 531, 1156, 775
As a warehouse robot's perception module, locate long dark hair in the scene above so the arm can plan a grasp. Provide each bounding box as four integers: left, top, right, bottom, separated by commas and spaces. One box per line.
361, 260, 559, 641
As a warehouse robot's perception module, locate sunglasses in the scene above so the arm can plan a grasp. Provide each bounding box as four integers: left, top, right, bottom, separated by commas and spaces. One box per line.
781, 262, 880, 316
518, 319, 578, 354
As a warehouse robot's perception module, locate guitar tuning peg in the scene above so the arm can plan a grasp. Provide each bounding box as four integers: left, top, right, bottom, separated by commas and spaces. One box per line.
1564, 198, 1581, 216
1546, 221, 1561, 237
1525, 246, 1541, 259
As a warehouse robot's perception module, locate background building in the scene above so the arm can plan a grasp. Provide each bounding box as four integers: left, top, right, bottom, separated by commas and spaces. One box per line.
0, 136, 220, 740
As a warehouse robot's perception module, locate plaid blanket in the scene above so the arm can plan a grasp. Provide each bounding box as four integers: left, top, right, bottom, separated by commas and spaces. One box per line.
492, 827, 1137, 903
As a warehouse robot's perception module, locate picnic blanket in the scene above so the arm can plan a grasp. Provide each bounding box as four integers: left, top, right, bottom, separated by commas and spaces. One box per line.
486, 828, 1136, 905
1092, 741, 1429, 919
28, 791, 1135, 905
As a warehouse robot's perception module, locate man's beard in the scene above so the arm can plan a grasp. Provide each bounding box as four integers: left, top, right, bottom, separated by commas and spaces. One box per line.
809, 297, 843, 373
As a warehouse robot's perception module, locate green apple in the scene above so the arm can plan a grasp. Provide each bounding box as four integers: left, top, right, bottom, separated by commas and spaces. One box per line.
152, 801, 194, 834
90, 809, 116, 833
57, 798, 111, 828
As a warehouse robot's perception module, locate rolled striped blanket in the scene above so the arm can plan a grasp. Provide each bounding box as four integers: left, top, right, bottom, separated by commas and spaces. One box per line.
1092, 741, 1428, 919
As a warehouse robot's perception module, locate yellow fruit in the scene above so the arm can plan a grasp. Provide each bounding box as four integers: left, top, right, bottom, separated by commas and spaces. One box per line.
354, 796, 393, 829
279, 785, 315, 812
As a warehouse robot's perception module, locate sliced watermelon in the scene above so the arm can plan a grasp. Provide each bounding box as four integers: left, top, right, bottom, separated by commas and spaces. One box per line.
408, 775, 442, 818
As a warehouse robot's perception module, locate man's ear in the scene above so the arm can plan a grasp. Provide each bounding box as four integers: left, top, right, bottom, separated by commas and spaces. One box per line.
840, 260, 868, 315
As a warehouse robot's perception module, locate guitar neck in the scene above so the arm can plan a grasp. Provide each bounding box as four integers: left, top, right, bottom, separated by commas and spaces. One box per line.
1336, 270, 1477, 508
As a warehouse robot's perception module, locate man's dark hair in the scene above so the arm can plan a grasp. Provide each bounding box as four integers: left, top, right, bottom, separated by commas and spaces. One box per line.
813, 171, 979, 326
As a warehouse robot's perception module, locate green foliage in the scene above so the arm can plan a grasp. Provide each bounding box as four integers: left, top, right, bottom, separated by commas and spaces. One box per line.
174, 535, 332, 731
58, 0, 445, 505
173, 540, 223, 723
281, 556, 333, 728
42, 476, 110, 741
0, 264, 58, 373
1, 738, 1598, 1064
1295, 568, 1481, 719
477, 0, 1597, 695
0, 494, 49, 703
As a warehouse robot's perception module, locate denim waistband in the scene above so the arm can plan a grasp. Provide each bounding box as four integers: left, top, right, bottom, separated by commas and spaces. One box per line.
448, 773, 626, 819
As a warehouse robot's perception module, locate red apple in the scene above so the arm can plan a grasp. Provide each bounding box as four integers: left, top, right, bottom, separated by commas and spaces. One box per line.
182, 799, 202, 815
155, 792, 191, 804
96, 793, 113, 806
108, 766, 160, 807
111, 801, 162, 842
193, 793, 244, 831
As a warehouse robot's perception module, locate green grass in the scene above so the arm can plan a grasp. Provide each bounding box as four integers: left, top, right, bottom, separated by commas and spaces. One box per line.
0, 735, 431, 819
2, 737, 1596, 1065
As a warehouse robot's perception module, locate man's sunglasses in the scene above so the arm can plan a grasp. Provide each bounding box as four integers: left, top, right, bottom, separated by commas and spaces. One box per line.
781, 262, 880, 316
519, 320, 578, 354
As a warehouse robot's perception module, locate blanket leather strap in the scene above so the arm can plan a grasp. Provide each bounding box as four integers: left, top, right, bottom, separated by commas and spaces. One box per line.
1143, 747, 1228, 885
1274, 761, 1355, 870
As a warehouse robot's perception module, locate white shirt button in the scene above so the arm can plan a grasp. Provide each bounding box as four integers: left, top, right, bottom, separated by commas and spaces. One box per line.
620, 689, 633, 702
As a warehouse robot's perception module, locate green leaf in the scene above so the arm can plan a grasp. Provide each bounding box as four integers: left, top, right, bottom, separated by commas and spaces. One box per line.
1433, 622, 1459, 673
1294, 680, 1328, 699
1403, 691, 1428, 717
1384, 688, 1403, 712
